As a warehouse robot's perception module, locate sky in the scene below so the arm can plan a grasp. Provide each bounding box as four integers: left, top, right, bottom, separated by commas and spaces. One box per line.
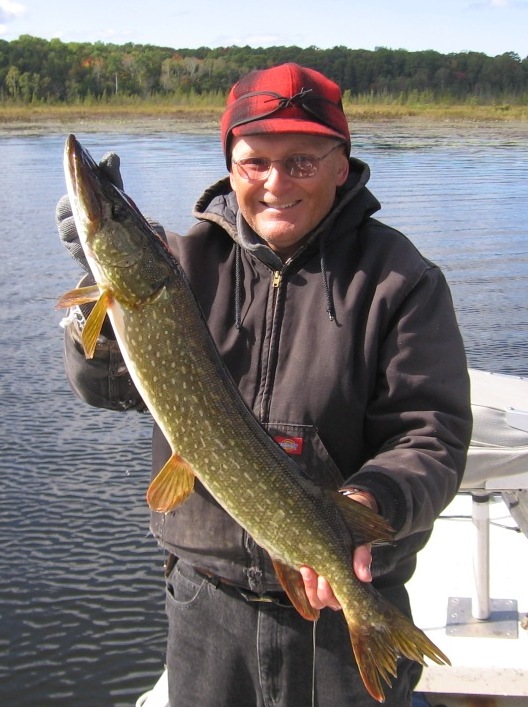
0, 0, 527, 58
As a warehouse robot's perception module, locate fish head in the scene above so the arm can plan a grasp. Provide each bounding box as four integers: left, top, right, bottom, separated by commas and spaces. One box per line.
64, 134, 174, 304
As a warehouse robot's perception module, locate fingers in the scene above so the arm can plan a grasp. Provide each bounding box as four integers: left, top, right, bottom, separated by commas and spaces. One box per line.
100, 152, 124, 189
341, 491, 375, 582
353, 544, 373, 583
299, 542, 373, 612
56, 194, 90, 271
56, 194, 73, 224
300, 566, 342, 611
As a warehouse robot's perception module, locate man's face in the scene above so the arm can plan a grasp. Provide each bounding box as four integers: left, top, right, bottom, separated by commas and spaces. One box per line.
230, 133, 349, 260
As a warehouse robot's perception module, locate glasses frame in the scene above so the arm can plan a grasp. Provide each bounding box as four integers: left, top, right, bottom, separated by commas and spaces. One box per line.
231, 143, 344, 181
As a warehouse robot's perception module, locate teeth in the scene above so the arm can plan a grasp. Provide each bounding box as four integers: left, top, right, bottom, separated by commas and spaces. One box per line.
265, 201, 297, 210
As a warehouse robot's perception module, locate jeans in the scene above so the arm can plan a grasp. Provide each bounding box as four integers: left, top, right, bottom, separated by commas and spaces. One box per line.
165, 560, 422, 707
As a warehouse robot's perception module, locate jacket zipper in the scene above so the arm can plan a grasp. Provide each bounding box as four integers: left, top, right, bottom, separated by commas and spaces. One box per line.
244, 267, 285, 591
259, 269, 284, 421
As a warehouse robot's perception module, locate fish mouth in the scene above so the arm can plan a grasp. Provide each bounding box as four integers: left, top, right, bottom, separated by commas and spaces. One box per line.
64, 134, 152, 271
66, 134, 103, 234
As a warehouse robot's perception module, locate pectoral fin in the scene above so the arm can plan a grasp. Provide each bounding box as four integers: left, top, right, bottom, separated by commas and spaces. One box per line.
272, 560, 320, 621
56, 284, 101, 309
56, 285, 112, 359
82, 291, 113, 359
146, 453, 195, 512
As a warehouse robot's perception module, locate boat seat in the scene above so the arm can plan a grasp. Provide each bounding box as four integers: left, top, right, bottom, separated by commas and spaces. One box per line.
453, 369, 528, 621
461, 369, 528, 492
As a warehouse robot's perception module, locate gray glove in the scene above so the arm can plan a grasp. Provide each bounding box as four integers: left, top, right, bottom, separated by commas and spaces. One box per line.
56, 152, 124, 271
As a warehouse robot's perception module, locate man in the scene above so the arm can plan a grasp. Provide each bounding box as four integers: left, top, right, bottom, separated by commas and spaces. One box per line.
57, 63, 472, 706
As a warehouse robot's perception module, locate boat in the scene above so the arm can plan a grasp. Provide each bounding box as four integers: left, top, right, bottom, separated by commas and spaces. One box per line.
410, 369, 528, 707
136, 368, 528, 707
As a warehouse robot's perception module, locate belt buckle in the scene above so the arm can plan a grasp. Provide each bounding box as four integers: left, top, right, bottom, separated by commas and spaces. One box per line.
237, 587, 274, 603
236, 587, 289, 606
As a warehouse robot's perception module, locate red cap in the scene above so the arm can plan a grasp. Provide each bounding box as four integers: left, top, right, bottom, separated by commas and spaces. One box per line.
221, 63, 350, 166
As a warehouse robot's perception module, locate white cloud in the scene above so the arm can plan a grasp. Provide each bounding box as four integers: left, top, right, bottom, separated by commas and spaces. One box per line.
0, 0, 26, 21
483, 0, 528, 6
212, 33, 299, 48
466, 0, 520, 10
0, 0, 25, 35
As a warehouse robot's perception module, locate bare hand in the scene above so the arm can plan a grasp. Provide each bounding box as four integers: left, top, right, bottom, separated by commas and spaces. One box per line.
299, 492, 376, 611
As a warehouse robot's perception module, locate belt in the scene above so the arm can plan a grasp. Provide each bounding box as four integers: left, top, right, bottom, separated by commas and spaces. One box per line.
193, 566, 293, 607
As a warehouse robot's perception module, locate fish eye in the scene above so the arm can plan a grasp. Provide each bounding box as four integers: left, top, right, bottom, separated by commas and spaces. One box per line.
112, 203, 128, 222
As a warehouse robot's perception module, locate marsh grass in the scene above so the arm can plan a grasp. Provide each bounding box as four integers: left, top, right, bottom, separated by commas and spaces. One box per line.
1, 94, 527, 128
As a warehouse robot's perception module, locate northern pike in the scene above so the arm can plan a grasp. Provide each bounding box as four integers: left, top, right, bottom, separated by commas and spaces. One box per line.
57, 134, 449, 702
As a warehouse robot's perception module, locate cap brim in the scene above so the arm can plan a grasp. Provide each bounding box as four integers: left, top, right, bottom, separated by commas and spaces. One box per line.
232, 117, 348, 145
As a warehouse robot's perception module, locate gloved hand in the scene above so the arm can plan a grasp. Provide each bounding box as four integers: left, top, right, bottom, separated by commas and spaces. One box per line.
56, 152, 124, 272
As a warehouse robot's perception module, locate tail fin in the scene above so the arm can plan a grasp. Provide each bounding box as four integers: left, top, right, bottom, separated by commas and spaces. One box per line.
345, 599, 450, 703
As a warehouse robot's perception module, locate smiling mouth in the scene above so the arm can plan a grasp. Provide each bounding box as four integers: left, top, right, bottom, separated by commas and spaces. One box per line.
262, 200, 300, 210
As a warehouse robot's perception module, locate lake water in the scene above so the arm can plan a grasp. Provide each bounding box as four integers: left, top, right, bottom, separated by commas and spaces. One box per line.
0, 123, 527, 706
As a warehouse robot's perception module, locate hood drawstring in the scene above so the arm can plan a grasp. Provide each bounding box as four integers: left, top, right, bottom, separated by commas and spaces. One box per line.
319, 236, 336, 322
234, 240, 336, 330
234, 244, 243, 330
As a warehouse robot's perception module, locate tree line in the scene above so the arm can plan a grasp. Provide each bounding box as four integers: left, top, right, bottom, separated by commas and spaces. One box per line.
1, 35, 527, 105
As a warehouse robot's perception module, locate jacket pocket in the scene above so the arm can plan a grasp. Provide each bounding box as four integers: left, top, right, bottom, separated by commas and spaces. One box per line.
262, 422, 345, 490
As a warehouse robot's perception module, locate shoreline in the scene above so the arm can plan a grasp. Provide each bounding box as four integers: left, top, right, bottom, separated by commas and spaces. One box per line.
0, 111, 528, 143
0, 112, 223, 137
1, 105, 528, 138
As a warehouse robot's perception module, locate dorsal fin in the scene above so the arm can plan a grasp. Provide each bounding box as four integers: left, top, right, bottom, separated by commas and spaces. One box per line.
326, 491, 395, 547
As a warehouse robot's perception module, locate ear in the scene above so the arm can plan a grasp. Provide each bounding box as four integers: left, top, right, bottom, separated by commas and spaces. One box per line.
229, 171, 236, 191
336, 150, 350, 187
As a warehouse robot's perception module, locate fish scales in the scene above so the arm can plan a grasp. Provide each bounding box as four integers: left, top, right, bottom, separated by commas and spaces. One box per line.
134, 290, 341, 538
57, 134, 451, 702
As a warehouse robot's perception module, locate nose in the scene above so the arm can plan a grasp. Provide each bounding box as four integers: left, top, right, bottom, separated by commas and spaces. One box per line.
263, 162, 292, 188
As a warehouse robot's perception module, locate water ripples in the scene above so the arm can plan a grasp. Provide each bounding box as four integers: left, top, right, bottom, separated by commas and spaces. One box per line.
0, 126, 527, 705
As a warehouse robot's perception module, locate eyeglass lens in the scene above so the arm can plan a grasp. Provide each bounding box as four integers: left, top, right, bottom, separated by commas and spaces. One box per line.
234, 143, 342, 180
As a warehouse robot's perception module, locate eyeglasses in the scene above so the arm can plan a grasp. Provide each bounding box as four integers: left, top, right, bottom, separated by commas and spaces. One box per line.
231, 143, 343, 181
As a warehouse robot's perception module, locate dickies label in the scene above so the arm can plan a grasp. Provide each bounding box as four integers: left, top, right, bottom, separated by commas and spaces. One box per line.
274, 436, 304, 455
